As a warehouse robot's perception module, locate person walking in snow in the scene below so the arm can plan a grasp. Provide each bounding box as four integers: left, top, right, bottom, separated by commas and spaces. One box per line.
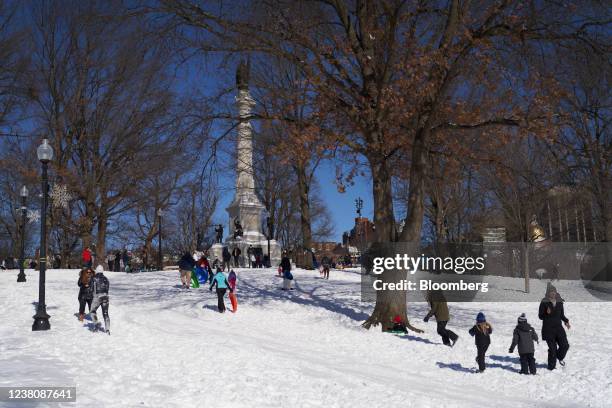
77, 267, 95, 321
114, 250, 121, 272
178, 251, 196, 289
106, 253, 114, 272
469, 312, 492, 373
210, 269, 233, 313
90, 265, 111, 334
423, 290, 458, 347
539, 283, 570, 370
509, 313, 539, 375
321, 256, 331, 279
222, 247, 231, 271
232, 247, 241, 268
280, 253, 293, 290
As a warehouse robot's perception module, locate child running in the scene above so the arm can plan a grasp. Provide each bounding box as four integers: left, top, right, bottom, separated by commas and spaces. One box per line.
469, 312, 492, 373
509, 313, 539, 375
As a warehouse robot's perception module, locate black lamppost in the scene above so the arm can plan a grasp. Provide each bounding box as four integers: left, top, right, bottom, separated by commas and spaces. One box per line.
266, 215, 273, 267
33, 139, 53, 331
17, 185, 28, 283
157, 208, 163, 271
355, 197, 363, 217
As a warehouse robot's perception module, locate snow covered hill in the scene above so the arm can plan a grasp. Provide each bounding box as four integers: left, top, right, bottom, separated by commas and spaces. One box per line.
1, 268, 610, 408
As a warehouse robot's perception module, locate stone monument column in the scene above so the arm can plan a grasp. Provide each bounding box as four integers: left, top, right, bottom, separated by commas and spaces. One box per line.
211, 60, 281, 267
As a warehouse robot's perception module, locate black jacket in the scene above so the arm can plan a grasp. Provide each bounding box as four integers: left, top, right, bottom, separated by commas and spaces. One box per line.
280, 257, 291, 272
178, 254, 196, 271
469, 323, 492, 347
538, 297, 569, 340
509, 322, 538, 354
77, 273, 94, 301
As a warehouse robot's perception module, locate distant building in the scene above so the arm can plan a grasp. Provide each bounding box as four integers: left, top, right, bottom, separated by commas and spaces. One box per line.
312, 242, 349, 264
343, 217, 377, 250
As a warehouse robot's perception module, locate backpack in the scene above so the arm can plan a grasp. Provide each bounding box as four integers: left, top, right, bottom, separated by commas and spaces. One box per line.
93, 273, 110, 294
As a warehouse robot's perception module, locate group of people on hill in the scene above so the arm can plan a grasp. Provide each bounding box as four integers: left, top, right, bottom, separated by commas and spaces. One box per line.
178, 251, 236, 313
76, 264, 111, 335
393, 282, 570, 374
105, 250, 131, 272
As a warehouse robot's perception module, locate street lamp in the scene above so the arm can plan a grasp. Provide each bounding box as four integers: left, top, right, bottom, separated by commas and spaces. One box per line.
17, 186, 28, 283
157, 208, 163, 271
266, 214, 273, 267
33, 139, 53, 331
355, 197, 363, 217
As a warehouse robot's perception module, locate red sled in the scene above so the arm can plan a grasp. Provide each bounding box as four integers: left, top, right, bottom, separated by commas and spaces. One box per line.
229, 292, 238, 313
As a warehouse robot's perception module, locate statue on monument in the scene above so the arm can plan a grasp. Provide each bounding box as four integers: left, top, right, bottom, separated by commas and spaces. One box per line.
236, 59, 250, 90
214, 224, 224, 244
234, 219, 244, 239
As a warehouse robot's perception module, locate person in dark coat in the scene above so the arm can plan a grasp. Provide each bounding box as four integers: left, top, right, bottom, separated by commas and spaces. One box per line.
509, 313, 539, 374
231, 247, 241, 268
122, 249, 130, 272
77, 268, 95, 321
222, 247, 231, 271
424, 290, 458, 347
178, 252, 196, 289
469, 312, 492, 372
539, 283, 570, 370
114, 251, 121, 272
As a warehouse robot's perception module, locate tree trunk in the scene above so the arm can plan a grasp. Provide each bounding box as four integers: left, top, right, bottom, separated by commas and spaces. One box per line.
369, 154, 395, 242
295, 163, 313, 269
96, 212, 108, 267
362, 152, 423, 332
400, 130, 428, 242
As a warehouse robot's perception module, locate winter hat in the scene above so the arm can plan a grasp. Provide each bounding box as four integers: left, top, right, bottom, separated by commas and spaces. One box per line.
518, 313, 527, 323
95, 265, 104, 273
546, 282, 557, 296
392, 315, 402, 324
476, 312, 486, 323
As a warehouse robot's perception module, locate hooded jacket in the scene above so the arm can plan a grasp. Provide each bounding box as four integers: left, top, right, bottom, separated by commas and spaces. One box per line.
509, 321, 539, 354
538, 296, 569, 340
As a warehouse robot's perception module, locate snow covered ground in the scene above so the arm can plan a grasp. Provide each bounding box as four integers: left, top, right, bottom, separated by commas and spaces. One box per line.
1, 267, 611, 408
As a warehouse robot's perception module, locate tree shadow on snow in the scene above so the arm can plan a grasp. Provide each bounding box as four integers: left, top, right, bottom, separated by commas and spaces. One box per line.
396, 334, 437, 345
436, 362, 480, 373
238, 279, 370, 322
489, 354, 548, 369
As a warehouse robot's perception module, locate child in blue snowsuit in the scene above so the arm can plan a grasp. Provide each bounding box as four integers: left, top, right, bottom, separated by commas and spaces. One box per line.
210, 270, 233, 313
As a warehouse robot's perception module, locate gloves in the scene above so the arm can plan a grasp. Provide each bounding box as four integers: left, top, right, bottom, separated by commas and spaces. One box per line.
423, 316, 429, 323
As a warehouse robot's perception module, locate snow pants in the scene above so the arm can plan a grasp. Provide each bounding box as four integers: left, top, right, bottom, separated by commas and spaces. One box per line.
519, 353, 537, 374
437, 321, 458, 346
545, 330, 569, 370
91, 295, 110, 331
476, 343, 489, 372
216, 288, 227, 312
78, 297, 92, 315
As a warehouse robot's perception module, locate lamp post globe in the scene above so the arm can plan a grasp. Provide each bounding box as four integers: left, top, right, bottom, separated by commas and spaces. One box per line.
33, 139, 53, 331
17, 186, 29, 282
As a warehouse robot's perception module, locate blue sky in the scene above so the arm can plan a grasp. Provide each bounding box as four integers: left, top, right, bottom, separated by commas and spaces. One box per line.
185, 56, 375, 243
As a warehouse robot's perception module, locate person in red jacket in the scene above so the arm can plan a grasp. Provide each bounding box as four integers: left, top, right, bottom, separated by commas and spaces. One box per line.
82, 246, 92, 268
